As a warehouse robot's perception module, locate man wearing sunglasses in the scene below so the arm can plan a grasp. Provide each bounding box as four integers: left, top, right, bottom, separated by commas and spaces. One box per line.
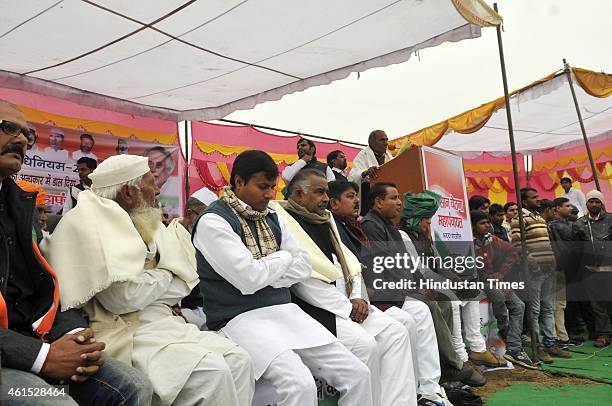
0, 100, 153, 405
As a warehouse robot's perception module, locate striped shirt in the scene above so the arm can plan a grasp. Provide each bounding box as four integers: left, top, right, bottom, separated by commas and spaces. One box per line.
510, 208, 555, 271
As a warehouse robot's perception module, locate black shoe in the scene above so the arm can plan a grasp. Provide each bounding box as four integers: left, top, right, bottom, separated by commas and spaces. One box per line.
460, 364, 487, 387
555, 339, 570, 349
504, 350, 538, 369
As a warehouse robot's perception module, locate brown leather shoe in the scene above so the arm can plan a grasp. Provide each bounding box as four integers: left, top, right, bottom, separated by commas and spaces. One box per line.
468, 349, 508, 368
594, 335, 611, 348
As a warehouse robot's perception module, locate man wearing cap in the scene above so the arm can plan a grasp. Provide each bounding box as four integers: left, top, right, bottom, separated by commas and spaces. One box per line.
16, 180, 49, 233
167, 187, 218, 329
573, 189, 611, 348
43, 127, 69, 161
1, 99, 152, 405
43, 154, 255, 405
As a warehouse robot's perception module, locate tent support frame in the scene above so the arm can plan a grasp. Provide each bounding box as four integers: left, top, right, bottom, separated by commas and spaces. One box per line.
563, 59, 602, 191
184, 120, 190, 200
494, 3, 538, 363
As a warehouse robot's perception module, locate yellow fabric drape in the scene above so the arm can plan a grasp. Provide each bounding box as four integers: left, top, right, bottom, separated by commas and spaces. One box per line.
216, 162, 231, 183
573, 68, 612, 98
196, 141, 298, 165
534, 146, 612, 171
196, 140, 355, 167
18, 105, 177, 144
391, 67, 611, 152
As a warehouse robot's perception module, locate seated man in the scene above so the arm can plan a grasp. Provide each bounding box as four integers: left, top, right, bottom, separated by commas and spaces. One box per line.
328, 180, 451, 406
0, 99, 152, 405
471, 210, 535, 369
167, 195, 212, 329
401, 191, 504, 369
362, 183, 486, 387
276, 169, 416, 406
43, 155, 254, 406
193, 150, 372, 406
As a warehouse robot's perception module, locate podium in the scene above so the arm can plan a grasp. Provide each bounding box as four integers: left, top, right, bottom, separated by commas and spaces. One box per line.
373, 146, 427, 196
369, 146, 474, 258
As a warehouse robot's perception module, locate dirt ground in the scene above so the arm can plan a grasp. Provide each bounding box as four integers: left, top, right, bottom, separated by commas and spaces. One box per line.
472, 366, 602, 402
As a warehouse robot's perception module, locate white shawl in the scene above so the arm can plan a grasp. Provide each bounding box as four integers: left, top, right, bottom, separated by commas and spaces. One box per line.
42, 190, 198, 310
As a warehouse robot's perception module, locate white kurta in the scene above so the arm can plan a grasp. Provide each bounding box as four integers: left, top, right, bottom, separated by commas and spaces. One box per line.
347, 147, 393, 184
281, 159, 336, 183
195, 200, 377, 406
292, 255, 417, 406
194, 203, 337, 378
97, 245, 254, 406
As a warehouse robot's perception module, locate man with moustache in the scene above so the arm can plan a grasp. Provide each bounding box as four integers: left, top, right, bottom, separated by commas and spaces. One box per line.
282, 138, 335, 183
275, 170, 417, 406
43, 154, 255, 406
327, 150, 349, 181
327, 180, 451, 406
0, 100, 152, 405
193, 150, 372, 406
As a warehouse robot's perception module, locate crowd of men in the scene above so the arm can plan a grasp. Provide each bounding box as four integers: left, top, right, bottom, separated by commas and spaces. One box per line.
2, 99, 610, 406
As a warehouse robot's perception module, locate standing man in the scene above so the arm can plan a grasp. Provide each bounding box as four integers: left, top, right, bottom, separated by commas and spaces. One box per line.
471, 210, 535, 368
72, 133, 98, 161
193, 150, 372, 406
0, 99, 153, 405
511, 188, 571, 362
503, 202, 518, 235
348, 130, 393, 215
548, 197, 578, 347
560, 177, 587, 216
62, 157, 96, 214
327, 150, 348, 181
573, 190, 611, 348
282, 138, 335, 183
489, 203, 510, 242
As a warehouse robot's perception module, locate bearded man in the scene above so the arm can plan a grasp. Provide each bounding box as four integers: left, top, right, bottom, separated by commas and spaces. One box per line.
43, 155, 254, 406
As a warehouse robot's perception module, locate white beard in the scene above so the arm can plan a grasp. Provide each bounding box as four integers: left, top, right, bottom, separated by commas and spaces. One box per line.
130, 203, 162, 243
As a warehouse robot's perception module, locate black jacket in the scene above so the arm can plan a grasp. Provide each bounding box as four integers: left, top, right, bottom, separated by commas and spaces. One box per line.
573, 211, 612, 268
0, 178, 86, 371
360, 210, 412, 302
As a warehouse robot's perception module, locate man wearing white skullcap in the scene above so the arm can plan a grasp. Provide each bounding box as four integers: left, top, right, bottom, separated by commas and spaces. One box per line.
42, 155, 254, 405
573, 189, 611, 348
167, 187, 219, 329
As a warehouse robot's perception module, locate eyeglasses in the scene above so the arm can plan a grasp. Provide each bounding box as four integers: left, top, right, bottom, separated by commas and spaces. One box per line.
1, 120, 32, 141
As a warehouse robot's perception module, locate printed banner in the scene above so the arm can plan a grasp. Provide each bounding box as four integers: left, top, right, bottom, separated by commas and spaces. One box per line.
422, 146, 475, 275
13, 122, 182, 218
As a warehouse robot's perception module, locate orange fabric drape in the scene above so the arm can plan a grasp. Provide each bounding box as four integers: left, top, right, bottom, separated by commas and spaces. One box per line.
573, 68, 612, 98
391, 67, 611, 152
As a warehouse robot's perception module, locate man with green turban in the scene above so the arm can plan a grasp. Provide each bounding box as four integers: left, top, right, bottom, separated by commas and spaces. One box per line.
400, 191, 506, 369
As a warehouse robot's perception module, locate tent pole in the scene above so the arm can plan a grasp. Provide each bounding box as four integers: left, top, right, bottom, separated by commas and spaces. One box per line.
563, 59, 601, 191
493, 3, 538, 362
184, 120, 190, 201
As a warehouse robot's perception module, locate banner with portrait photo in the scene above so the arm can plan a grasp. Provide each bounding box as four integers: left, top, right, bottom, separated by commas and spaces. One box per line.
14, 123, 182, 218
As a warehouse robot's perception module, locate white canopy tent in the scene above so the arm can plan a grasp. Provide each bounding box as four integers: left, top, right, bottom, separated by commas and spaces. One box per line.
0, 0, 500, 121
391, 68, 612, 157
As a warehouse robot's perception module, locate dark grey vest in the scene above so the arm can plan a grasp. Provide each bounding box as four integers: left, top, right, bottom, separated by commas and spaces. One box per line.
192, 199, 291, 330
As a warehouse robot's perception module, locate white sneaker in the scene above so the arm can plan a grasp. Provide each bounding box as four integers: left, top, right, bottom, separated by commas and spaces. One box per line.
418, 388, 454, 406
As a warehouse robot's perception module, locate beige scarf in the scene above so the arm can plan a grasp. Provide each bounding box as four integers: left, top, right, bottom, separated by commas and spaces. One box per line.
221, 186, 279, 259
284, 199, 353, 295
